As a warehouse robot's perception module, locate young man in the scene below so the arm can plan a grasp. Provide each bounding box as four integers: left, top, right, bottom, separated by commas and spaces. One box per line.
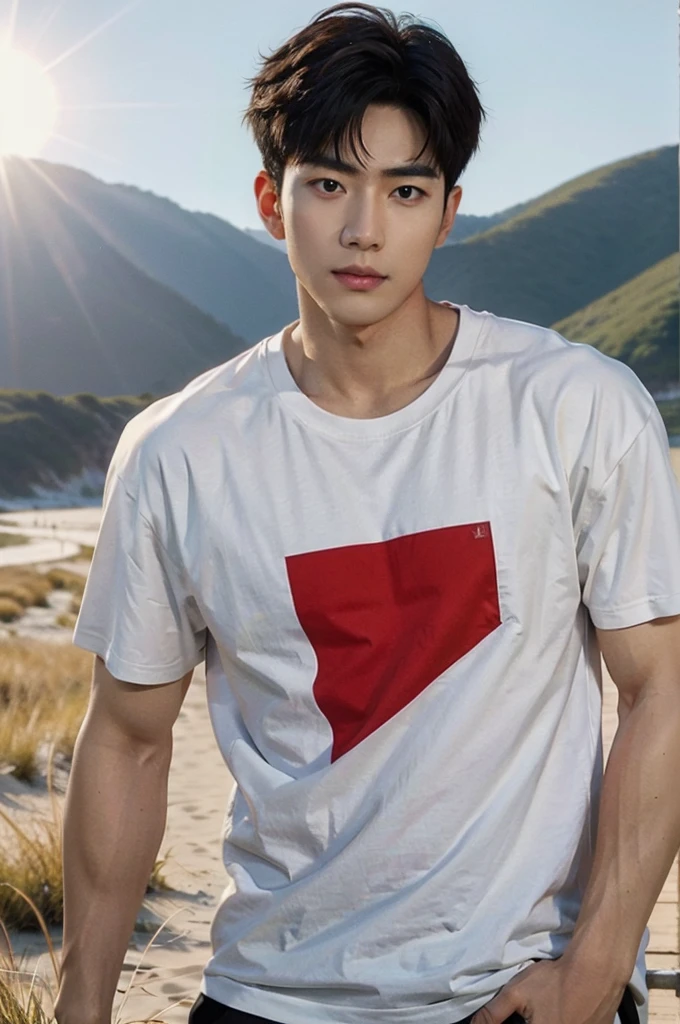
55, 4, 680, 1024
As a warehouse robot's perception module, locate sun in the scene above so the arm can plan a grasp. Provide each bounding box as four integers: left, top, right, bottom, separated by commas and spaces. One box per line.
0, 48, 58, 157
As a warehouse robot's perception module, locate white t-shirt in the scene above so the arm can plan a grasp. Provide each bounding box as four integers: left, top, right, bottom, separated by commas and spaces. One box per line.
72, 301, 680, 1024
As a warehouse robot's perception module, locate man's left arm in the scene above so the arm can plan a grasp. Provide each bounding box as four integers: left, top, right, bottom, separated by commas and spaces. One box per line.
472, 614, 680, 1024
568, 614, 680, 979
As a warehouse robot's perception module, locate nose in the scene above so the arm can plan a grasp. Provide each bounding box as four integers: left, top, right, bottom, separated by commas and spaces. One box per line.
340, 193, 384, 250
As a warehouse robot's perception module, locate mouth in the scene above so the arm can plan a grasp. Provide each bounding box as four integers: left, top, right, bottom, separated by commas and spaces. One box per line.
332, 267, 387, 279
331, 270, 388, 291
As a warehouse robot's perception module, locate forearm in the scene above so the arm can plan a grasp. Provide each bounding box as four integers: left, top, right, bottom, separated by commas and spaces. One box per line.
566, 685, 680, 979
55, 720, 172, 1024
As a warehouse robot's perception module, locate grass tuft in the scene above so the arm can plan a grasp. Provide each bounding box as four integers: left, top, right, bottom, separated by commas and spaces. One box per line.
0, 637, 91, 782
0, 746, 179, 1022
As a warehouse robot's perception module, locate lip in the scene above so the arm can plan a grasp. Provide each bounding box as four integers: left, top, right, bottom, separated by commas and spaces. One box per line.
333, 265, 386, 278
332, 270, 387, 291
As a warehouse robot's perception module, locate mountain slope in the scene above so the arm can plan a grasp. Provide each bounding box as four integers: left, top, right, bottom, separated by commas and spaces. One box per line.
0, 145, 676, 398
24, 146, 677, 357
26, 158, 299, 344
423, 145, 678, 340
0, 390, 152, 503
0, 158, 247, 397
550, 252, 679, 391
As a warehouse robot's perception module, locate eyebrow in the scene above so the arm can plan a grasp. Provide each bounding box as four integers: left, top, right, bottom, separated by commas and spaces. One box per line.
303, 155, 441, 180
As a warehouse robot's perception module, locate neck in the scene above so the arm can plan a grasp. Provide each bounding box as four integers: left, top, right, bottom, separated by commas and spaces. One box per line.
284, 288, 460, 417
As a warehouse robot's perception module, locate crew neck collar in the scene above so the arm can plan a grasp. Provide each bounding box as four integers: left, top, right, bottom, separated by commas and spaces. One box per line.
262, 301, 484, 440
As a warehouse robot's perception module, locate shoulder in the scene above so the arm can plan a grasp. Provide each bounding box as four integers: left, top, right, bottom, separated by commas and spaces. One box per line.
109, 338, 267, 480
478, 308, 658, 477
104, 336, 272, 520
472, 307, 661, 499
482, 307, 651, 401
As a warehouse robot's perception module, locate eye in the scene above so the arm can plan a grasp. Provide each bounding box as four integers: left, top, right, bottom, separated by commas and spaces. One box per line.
308, 178, 426, 201
394, 184, 426, 200
309, 178, 343, 195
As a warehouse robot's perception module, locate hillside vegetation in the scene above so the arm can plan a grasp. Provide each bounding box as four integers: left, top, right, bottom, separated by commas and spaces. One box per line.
551, 252, 679, 391
0, 390, 153, 502
424, 145, 678, 354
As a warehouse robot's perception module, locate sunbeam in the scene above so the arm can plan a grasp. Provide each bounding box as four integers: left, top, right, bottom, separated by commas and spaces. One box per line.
58, 101, 189, 111
29, 1, 68, 50
0, 153, 18, 224
22, 153, 145, 282
20, 158, 128, 389
50, 130, 121, 164
2, 0, 21, 50
0, 0, 209, 167
41, 0, 143, 75
0, 154, 20, 383
0, 48, 58, 156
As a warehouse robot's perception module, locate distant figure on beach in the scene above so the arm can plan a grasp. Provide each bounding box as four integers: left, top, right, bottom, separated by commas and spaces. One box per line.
55, 5, 680, 1024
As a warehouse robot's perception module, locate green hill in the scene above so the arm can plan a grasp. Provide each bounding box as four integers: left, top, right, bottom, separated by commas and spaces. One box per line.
424, 144, 678, 377
0, 390, 155, 503
550, 252, 679, 391
657, 398, 680, 437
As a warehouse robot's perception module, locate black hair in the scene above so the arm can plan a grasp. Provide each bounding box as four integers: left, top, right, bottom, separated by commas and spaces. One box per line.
241, 2, 488, 209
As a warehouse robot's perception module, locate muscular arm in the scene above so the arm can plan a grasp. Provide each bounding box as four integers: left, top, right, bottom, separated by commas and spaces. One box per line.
565, 613, 680, 978
54, 655, 194, 1024
473, 614, 680, 1024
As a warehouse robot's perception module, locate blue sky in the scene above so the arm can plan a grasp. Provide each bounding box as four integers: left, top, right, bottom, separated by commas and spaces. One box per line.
2, 0, 677, 230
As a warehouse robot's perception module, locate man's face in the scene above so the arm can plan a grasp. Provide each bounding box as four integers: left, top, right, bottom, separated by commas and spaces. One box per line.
260, 103, 461, 327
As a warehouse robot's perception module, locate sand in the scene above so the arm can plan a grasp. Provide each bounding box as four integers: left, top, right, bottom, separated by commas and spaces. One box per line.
0, 513, 233, 1023
2, 449, 679, 1023
1, 656, 233, 1024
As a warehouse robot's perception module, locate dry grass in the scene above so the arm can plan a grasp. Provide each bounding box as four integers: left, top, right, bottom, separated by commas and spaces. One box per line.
0, 565, 85, 626
0, 747, 173, 932
0, 598, 24, 623
0, 568, 53, 608
0, 532, 30, 549
0, 637, 91, 783
0, 542, 184, 1021
0, 638, 174, 922
0, 750, 181, 1023
0, 880, 189, 1024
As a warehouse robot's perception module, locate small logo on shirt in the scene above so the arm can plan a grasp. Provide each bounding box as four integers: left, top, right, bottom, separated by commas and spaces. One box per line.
472, 525, 488, 539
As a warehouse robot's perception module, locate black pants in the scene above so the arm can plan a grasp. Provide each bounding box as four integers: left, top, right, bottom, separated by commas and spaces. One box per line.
187, 995, 501, 1024
188, 984, 640, 1024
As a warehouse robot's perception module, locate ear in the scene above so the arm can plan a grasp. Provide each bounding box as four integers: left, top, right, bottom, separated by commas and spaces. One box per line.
254, 170, 286, 241
435, 185, 463, 248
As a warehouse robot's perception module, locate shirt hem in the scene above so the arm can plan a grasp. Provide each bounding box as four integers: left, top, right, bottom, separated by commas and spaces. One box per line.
588, 593, 680, 629
201, 974, 511, 1024
71, 628, 203, 684
202, 950, 649, 1024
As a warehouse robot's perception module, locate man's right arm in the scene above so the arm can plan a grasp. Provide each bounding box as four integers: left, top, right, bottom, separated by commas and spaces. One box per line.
53, 654, 195, 1024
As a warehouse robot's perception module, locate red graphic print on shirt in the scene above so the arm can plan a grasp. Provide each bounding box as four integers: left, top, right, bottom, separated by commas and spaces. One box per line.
285, 523, 501, 761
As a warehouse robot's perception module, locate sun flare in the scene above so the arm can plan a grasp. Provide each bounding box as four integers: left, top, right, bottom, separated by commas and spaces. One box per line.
0, 48, 58, 157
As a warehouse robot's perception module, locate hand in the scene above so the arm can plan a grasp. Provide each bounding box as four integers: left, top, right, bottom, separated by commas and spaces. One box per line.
470, 955, 628, 1024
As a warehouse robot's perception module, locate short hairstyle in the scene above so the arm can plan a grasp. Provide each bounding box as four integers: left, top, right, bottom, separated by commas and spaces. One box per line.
241, 2, 488, 208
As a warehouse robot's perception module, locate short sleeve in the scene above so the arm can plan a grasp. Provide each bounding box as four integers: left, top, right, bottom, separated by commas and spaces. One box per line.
577, 403, 680, 629
72, 467, 208, 684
